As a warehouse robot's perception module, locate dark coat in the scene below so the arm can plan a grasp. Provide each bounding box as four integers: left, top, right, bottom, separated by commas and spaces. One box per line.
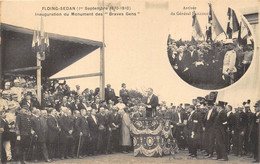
185, 111, 202, 133
87, 115, 99, 140
1, 118, 10, 141
58, 115, 74, 137
31, 116, 48, 143
203, 108, 218, 129
16, 113, 32, 136
91, 103, 101, 112
144, 94, 159, 110
119, 89, 129, 104
47, 115, 60, 143
183, 50, 198, 69
78, 103, 88, 110
74, 115, 90, 137
71, 103, 80, 111
110, 113, 121, 130
105, 88, 116, 102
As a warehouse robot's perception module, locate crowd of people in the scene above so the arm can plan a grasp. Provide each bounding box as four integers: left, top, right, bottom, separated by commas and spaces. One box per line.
158, 98, 259, 163
167, 37, 254, 89
0, 76, 259, 163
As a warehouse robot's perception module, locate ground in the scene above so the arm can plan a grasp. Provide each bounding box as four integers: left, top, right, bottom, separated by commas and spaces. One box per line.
8, 149, 255, 164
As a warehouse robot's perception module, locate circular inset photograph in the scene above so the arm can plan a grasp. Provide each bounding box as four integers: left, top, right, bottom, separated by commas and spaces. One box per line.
167, 4, 254, 90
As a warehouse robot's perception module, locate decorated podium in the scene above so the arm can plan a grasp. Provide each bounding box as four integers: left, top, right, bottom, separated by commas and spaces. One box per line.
131, 116, 174, 157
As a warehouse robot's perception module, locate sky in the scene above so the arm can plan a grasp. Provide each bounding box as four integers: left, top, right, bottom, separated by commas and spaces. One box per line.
1, 0, 260, 107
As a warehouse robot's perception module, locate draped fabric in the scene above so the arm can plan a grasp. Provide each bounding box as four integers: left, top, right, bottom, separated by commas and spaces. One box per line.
131, 117, 177, 157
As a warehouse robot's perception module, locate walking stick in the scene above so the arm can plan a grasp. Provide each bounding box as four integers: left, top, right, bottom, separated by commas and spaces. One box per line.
77, 134, 82, 158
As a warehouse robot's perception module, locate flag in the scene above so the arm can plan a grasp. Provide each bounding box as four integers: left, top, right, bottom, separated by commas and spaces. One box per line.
212, 10, 225, 37
191, 36, 196, 43
238, 16, 252, 45
231, 9, 240, 38
167, 34, 171, 45
231, 10, 239, 32
240, 16, 251, 38
40, 17, 45, 37
36, 31, 40, 47
32, 30, 37, 53
191, 11, 204, 41
45, 33, 50, 55
206, 3, 213, 42
226, 8, 232, 38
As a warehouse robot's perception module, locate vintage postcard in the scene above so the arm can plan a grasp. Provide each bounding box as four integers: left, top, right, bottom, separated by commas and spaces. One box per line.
0, 0, 259, 163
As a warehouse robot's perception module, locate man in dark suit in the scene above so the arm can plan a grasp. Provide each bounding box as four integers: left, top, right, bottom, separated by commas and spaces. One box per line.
31, 109, 50, 162
171, 106, 187, 149
234, 106, 248, 157
58, 108, 75, 159
91, 97, 101, 112
71, 98, 80, 113
213, 101, 228, 161
183, 45, 198, 83
105, 84, 116, 104
203, 100, 217, 158
144, 88, 159, 117
248, 101, 260, 163
73, 110, 90, 158
47, 108, 60, 161
78, 97, 89, 110
87, 109, 99, 155
119, 83, 129, 105
96, 107, 109, 154
110, 106, 121, 153
226, 105, 234, 154
187, 105, 202, 158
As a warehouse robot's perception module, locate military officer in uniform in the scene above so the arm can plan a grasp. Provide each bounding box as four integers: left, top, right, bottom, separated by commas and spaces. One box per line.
16, 108, 32, 164
222, 39, 237, 86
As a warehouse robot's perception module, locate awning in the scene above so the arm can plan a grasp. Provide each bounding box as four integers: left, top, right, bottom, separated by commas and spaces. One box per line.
1, 23, 103, 77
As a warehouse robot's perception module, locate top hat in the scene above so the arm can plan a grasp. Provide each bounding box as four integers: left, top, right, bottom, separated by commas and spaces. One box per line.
216, 101, 225, 107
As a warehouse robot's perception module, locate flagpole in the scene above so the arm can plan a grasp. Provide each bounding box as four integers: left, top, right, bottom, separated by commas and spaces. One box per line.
37, 52, 41, 104
100, 0, 105, 100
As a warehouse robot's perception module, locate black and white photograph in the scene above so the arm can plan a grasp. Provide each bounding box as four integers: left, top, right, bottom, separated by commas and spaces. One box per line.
0, 0, 259, 164
167, 4, 254, 90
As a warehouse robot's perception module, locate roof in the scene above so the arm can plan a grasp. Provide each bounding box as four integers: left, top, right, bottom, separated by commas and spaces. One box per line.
1, 23, 103, 77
